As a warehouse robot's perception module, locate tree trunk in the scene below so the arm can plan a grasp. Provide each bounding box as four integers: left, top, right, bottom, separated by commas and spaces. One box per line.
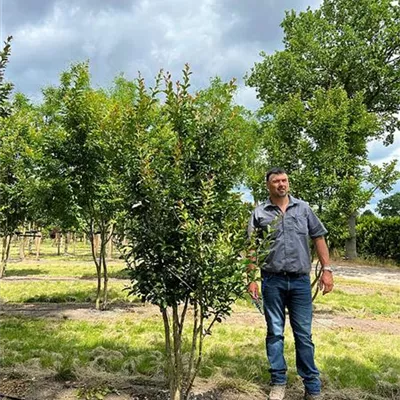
345, 212, 357, 259
89, 230, 102, 310
162, 308, 180, 400
56, 232, 62, 256
72, 232, 76, 255
101, 231, 109, 310
64, 231, 70, 255
35, 232, 42, 260
0, 234, 11, 278
19, 228, 26, 260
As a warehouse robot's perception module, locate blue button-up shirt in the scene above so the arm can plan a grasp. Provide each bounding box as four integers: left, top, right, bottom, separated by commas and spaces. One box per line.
247, 195, 327, 274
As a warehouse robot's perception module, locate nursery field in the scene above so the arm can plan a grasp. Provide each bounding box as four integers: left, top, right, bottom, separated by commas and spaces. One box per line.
0, 240, 399, 400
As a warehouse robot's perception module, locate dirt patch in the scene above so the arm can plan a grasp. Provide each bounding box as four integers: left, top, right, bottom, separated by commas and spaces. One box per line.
333, 264, 400, 286
2, 302, 399, 335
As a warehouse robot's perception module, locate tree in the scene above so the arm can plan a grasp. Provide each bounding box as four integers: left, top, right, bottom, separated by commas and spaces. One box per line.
0, 37, 42, 276
122, 66, 253, 400
377, 192, 400, 217
246, 0, 400, 258
40, 63, 129, 309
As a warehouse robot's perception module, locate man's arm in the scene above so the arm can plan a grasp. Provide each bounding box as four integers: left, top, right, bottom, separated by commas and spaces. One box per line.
247, 212, 260, 300
313, 236, 334, 295
247, 252, 259, 300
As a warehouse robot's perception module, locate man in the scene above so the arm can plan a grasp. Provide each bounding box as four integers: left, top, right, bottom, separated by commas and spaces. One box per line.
247, 167, 334, 400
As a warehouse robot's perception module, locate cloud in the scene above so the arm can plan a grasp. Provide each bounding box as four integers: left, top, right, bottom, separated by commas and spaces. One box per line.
2, 0, 321, 109
368, 130, 400, 166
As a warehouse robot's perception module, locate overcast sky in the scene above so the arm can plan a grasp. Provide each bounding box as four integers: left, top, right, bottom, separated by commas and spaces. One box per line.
1, 0, 399, 208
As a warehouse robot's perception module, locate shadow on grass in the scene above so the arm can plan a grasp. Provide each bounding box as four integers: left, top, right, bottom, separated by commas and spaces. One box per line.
4, 268, 49, 277
79, 269, 130, 280
321, 354, 400, 399
20, 289, 137, 304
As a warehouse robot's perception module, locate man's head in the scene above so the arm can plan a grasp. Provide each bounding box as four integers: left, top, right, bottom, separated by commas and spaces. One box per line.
265, 167, 289, 198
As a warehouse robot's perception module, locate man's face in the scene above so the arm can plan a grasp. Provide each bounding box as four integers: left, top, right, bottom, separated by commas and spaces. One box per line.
267, 173, 289, 198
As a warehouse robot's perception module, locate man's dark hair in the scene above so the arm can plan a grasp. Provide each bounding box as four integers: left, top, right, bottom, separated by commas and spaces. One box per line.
265, 167, 287, 182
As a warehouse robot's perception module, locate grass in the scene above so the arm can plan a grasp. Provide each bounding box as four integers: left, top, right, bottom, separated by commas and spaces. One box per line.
0, 314, 399, 396
314, 277, 400, 318
0, 280, 133, 303
0, 240, 399, 398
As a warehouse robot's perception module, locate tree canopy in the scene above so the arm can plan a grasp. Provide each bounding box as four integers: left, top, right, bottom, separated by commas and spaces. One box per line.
377, 192, 400, 217
246, 0, 400, 257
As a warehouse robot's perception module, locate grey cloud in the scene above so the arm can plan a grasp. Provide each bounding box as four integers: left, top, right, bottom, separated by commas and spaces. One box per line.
216, 0, 322, 51
3, 0, 322, 109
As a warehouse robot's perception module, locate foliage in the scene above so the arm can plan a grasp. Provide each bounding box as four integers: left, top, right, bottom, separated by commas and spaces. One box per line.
356, 214, 400, 263
39, 63, 131, 309
377, 192, 400, 217
246, 0, 400, 256
0, 36, 42, 276
0, 36, 13, 118
122, 66, 252, 400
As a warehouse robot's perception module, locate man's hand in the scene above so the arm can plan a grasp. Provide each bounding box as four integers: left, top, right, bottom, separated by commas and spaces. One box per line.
319, 270, 334, 295
248, 281, 259, 300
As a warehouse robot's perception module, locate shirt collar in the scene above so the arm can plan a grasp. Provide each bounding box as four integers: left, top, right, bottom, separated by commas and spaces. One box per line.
264, 195, 299, 209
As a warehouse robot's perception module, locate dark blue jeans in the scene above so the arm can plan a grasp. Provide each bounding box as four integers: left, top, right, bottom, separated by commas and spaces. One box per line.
262, 273, 320, 395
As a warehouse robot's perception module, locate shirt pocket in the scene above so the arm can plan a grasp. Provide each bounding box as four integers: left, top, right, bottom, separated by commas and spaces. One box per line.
290, 215, 308, 235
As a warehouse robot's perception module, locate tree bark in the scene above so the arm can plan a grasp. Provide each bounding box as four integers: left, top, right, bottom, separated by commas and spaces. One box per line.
101, 229, 109, 310
89, 229, 102, 310
64, 231, 70, 255
19, 228, 26, 260
56, 232, 62, 256
345, 212, 358, 259
0, 234, 11, 278
162, 308, 180, 400
35, 232, 42, 260
72, 232, 76, 255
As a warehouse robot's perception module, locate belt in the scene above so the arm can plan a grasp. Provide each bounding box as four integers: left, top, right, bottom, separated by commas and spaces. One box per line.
261, 270, 307, 278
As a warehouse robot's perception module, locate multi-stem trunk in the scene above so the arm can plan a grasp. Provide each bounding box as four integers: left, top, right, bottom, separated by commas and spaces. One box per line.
172, 304, 183, 398
162, 307, 180, 400
89, 228, 102, 310
100, 232, 108, 310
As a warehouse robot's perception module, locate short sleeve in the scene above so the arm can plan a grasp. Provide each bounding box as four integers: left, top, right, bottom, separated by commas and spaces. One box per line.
307, 207, 328, 239
247, 211, 259, 239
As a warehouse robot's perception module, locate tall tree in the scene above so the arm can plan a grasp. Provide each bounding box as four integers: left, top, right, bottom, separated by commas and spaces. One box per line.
246, 0, 400, 257
122, 66, 253, 400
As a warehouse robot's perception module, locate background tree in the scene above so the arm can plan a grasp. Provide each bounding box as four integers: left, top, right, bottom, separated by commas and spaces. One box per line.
0, 37, 43, 275
377, 192, 400, 217
246, 0, 400, 258
122, 67, 254, 400
40, 63, 129, 309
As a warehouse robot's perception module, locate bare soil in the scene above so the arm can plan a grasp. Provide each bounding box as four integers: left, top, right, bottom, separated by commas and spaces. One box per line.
0, 262, 399, 400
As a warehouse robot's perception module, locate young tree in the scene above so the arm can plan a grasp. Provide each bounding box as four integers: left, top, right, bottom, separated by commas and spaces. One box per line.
40, 63, 129, 309
122, 66, 253, 400
0, 38, 42, 276
246, 0, 400, 257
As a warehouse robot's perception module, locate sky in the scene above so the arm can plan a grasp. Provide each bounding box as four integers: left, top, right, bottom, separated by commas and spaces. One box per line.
1, 0, 399, 210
